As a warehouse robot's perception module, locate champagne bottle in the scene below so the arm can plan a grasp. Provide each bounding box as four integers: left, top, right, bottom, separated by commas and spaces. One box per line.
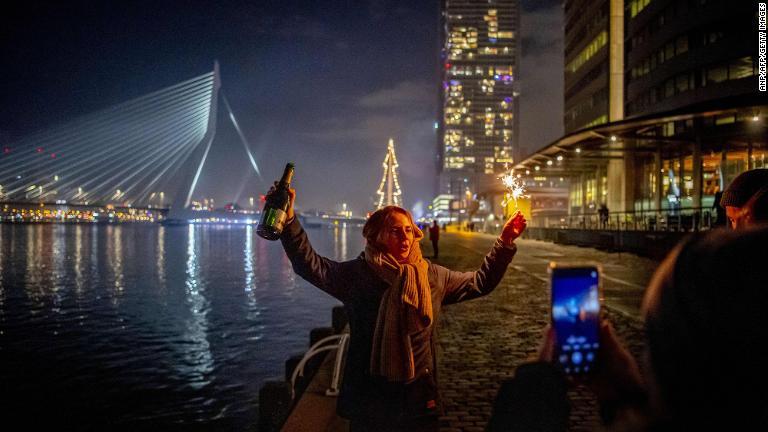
257, 163, 295, 240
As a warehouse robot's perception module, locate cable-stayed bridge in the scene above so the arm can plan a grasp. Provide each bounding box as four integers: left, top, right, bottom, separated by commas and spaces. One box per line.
0, 62, 262, 223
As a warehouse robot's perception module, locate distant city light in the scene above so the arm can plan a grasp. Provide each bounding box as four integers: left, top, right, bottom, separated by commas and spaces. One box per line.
546, 160, 553, 166
557, 155, 564, 161
610, 135, 617, 142
575, 147, 582, 153
753, 115, 760, 122
535, 166, 540, 171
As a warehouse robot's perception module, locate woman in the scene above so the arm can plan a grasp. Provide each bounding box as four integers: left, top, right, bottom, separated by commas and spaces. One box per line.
274, 186, 526, 431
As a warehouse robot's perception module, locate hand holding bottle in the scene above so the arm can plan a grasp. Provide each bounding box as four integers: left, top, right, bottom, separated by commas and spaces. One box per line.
257, 163, 295, 240
266, 182, 296, 222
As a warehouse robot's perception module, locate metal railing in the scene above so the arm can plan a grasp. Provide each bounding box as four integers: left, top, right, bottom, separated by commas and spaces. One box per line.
530, 206, 722, 232
289, 333, 349, 400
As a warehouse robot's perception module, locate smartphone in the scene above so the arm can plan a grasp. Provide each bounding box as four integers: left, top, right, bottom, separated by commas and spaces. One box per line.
549, 262, 602, 375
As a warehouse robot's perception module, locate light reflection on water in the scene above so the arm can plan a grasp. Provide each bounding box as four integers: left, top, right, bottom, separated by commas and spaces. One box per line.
0, 223, 364, 429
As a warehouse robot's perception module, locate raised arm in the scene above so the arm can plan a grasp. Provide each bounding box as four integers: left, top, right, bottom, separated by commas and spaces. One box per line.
442, 211, 526, 304
273, 187, 348, 301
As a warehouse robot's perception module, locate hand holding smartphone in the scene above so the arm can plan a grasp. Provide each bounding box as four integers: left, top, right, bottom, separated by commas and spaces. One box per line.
549, 262, 603, 375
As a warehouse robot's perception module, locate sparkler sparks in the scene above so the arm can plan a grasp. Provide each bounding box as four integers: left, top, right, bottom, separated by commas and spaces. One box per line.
500, 170, 528, 210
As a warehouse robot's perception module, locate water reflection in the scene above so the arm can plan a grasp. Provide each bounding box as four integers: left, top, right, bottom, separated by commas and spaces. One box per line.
333, 224, 350, 260
25, 225, 43, 307
1, 223, 366, 428
156, 226, 166, 291
107, 225, 125, 296
0, 226, 4, 319
51, 225, 66, 313
183, 224, 213, 389
74, 225, 85, 295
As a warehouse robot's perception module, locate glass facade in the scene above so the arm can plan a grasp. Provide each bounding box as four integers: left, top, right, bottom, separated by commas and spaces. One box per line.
439, 0, 520, 196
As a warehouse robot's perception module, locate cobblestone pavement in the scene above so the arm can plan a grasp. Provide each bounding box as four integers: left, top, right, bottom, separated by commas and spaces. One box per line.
426, 232, 653, 432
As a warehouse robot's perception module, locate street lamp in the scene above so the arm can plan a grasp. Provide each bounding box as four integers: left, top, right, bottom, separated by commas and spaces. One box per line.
610, 135, 618, 142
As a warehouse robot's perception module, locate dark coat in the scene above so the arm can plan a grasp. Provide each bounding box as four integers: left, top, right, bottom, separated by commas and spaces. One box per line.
280, 219, 516, 423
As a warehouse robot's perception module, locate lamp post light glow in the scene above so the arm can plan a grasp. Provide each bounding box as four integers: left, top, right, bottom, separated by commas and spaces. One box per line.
556, 155, 563, 161
535, 166, 540, 171
610, 135, 617, 142
546, 160, 553, 166
575, 147, 582, 153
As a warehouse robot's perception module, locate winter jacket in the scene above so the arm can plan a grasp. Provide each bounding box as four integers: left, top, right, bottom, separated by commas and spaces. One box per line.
280, 218, 516, 423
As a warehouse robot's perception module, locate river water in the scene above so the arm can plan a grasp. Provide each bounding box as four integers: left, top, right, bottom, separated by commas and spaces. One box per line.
0, 223, 364, 430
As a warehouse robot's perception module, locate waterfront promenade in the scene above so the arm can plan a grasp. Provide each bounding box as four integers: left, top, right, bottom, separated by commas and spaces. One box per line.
430, 231, 653, 432
284, 230, 656, 432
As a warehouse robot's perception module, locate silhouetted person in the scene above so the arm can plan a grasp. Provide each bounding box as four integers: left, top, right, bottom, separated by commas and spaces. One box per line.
429, 220, 440, 259
487, 227, 768, 431
598, 204, 609, 229
712, 191, 726, 226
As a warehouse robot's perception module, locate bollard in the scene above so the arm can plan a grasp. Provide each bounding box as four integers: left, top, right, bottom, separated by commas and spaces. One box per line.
285, 354, 304, 382
331, 305, 348, 334
258, 380, 292, 432
309, 327, 335, 347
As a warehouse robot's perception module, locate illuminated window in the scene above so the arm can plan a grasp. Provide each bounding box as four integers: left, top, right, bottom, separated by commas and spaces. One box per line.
629, 0, 652, 18
583, 115, 608, 129
446, 157, 465, 169
729, 57, 756, 80
566, 31, 607, 74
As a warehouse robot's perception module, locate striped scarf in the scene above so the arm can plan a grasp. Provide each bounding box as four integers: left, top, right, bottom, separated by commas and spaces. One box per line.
365, 232, 433, 383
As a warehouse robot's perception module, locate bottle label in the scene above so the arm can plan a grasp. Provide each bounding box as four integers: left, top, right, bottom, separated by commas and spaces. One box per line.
264, 208, 287, 231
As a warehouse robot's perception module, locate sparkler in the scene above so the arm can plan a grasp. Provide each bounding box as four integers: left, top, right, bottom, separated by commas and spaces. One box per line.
500, 170, 528, 211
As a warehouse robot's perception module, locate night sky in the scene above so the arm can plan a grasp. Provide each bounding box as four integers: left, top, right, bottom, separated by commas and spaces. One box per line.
1, 0, 562, 217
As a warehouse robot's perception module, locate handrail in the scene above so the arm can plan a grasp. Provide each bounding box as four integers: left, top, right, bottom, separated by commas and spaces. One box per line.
530, 205, 723, 232
289, 333, 349, 400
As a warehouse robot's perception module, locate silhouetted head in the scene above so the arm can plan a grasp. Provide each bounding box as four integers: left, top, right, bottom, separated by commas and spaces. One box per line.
721, 169, 768, 229
642, 227, 768, 429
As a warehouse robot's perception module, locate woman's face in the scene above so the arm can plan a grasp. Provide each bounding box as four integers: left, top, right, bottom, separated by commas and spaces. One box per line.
382, 212, 414, 262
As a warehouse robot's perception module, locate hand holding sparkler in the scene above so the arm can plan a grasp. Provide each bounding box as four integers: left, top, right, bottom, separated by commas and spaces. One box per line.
501, 211, 527, 245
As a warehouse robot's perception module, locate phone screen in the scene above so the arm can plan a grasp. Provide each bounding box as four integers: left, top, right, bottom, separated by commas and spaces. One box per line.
551, 266, 600, 374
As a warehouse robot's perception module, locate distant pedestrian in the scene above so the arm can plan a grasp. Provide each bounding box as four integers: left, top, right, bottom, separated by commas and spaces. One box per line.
598, 203, 609, 229
429, 220, 440, 259
720, 169, 768, 229
713, 191, 726, 226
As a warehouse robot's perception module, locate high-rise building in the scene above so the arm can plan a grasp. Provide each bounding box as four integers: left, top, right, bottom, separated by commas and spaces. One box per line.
563, 0, 624, 133
438, 0, 520, 199
515, 0, 765, 222
624, 0, 755, 117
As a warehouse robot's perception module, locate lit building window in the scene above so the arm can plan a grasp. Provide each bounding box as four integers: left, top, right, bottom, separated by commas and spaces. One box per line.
566, 31, 607, 74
